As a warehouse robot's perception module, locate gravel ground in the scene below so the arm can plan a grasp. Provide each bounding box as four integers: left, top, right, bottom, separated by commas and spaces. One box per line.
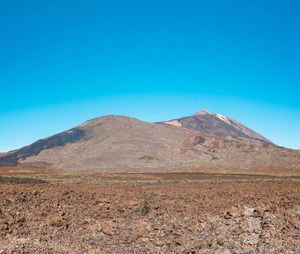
0, 177, 299, 253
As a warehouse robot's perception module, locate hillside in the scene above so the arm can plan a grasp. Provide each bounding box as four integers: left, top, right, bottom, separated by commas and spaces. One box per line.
0, 113, 299, 175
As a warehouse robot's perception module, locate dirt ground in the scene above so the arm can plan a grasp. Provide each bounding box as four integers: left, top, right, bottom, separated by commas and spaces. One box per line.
0, 172, 299, 253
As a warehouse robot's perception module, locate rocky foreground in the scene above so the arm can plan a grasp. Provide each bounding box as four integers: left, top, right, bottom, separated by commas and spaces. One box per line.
0, 177, 299, 253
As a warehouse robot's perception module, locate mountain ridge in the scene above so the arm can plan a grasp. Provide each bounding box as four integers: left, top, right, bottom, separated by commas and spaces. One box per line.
162, 109, 274, 145
0, 111, 299, 175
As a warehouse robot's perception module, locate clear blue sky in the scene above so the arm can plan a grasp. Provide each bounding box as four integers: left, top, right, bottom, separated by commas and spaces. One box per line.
0, 0, 299, 151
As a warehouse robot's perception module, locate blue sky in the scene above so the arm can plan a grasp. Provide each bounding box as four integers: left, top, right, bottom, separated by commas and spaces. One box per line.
0, 0, 299, 151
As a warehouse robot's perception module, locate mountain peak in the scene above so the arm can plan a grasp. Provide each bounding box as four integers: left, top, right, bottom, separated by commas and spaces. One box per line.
165, 110, 274, 145
193, 109, 214, 115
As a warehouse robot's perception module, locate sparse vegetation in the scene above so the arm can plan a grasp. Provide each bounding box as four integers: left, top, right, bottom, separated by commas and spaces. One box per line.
0, 176, 46, 184
133, 193, 154, 216
0, 179, 299, 253
295, 205, 300, 219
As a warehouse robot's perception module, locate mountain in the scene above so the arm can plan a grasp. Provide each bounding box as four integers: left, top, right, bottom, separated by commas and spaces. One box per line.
0, 112, 299, 175
162, 109, 274, 146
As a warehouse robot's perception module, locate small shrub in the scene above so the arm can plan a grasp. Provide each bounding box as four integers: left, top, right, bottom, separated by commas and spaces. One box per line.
133, 193, 154, 216
295, 205, 300, 219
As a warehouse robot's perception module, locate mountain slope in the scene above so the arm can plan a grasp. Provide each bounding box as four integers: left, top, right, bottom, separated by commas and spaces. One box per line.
0, 114, 299, 175
163, 109, 274, 145
0, 115, 201, 170
0, 128, 86, 167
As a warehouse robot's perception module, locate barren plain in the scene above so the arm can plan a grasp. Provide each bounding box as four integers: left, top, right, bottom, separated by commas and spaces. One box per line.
0, 168, 299, 253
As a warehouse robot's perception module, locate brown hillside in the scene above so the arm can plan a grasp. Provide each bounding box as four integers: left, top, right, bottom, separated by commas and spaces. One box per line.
0, 115, 296, 175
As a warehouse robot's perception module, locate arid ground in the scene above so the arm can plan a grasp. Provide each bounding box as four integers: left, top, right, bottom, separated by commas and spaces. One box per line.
0, 167, 299, 253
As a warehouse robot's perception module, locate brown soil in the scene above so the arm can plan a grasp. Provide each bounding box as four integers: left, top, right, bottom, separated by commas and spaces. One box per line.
0, 173, 299, 253
0, 167, 55, 175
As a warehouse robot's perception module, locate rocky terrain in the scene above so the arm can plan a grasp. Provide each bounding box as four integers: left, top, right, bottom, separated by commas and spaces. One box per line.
0, 175, 299, 253
0, 111, 299, 175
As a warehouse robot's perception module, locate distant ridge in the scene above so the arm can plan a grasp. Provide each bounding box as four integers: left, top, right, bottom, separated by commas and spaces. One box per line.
0, 111, 299, 175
